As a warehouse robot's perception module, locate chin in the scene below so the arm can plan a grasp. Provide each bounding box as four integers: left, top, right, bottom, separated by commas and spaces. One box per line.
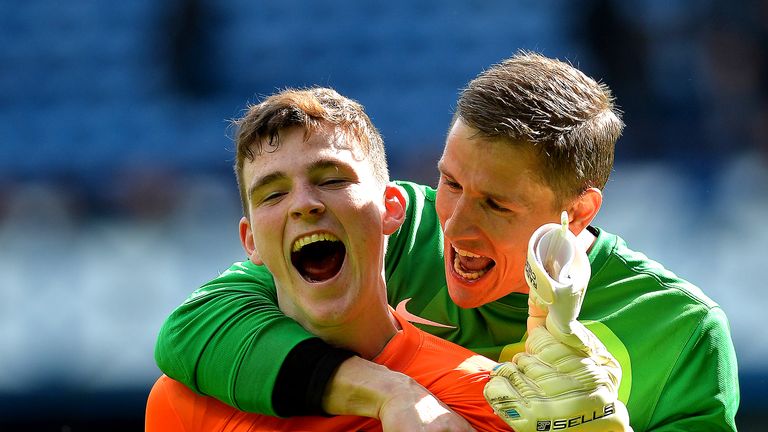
446, 283, 489, 309
443, 256, 500, 308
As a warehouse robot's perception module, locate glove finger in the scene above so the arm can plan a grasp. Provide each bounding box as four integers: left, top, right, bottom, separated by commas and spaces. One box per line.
519, 348, 589, 377
527, 340, 618, 392
526, 326, 582, 360
546, 316, 597, 353
520, 327, 619, 395
490, 362, 544, 398
514, 352, 556, 380
484, 374, 524, 405
490, 361, 519, 379
516, 352, 591, 396
483, 376, 531, 427
527, 326, 616, 379
546, 318, 622, 378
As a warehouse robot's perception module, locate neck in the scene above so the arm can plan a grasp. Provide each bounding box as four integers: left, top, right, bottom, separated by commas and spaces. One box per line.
314, 304, 400, 359
286, 278, 401, 360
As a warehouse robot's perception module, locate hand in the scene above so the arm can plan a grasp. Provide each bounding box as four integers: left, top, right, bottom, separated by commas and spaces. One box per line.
484, 212, 632, 432
378, 377, 476, 432
323, 357, 475, 432
485, 326, 629, 432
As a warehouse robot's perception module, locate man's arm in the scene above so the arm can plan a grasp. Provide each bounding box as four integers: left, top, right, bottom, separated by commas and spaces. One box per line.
154, 261, 323, 415
644, 307, 739, 431
155, 261, 476, 428
322, 357, 476, 432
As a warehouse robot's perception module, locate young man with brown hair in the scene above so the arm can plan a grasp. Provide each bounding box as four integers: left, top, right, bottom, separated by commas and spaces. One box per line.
147, 87, 514, 431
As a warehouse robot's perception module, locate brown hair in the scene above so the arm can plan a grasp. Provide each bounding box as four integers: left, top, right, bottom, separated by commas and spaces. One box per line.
233, 87, 388, 214
455, 51, 624, 205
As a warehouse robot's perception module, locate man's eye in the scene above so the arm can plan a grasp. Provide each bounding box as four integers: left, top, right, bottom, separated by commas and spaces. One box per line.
442, 176, 461, 190
487, 199, 510, 212
320, 178, 348, 187
262, 192, 286, 203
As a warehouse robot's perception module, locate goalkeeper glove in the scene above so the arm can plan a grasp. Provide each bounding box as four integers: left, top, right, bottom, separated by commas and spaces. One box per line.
484, 212, 632, 432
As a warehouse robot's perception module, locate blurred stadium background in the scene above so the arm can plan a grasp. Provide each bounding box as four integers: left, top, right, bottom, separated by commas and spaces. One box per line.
0, 0, 765, 430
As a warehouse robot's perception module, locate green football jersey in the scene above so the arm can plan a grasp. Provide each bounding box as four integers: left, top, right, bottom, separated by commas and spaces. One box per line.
155, 180, 739, 431
384, 182, 739, 431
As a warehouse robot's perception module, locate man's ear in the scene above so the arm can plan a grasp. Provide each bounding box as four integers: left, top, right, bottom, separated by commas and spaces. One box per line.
239, 216, 264, 265
382, 184, 406, 235
566, 187, 602, 235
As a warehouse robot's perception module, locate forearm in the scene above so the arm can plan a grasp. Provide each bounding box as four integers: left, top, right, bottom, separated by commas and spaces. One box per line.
321, 356, 472, 431
272, 338, 355, 417
155, 293, 316, 414
154, 265, 318, 415
321, 356, 412, 418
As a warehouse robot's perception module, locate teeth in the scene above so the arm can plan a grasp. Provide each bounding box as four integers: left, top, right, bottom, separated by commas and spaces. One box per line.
453, 254, 487, 279
292, 233, 340, 252
454, 247, 481, 258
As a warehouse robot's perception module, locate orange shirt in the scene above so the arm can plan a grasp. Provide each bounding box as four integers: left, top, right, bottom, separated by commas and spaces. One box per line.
146, 311, 510, 431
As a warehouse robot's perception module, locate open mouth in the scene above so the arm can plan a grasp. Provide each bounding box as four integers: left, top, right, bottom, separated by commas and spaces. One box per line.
291, 233, 346, 283
452, 245, 495, 280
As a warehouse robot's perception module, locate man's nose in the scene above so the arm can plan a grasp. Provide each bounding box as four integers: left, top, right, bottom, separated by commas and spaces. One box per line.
443, 196, 478, 239
290, 186, 325, 219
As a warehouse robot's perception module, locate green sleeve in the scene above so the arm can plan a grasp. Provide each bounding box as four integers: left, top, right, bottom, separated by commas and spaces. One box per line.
154, 261, 317, 415
644, 306, 739, 431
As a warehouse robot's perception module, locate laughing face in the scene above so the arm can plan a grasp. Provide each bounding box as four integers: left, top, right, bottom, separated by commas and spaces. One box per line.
436, 118, 563, 308
239, 125, 403, 333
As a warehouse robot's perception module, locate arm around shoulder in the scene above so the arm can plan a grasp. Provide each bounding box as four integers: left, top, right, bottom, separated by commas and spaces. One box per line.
154, 261, 318, 415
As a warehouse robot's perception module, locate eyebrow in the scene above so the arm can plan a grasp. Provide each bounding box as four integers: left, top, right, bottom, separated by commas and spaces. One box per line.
436, 159, 446, 173
489, 191, 530, 210
247, 158, 351, 198
309, 158, 347, 174
437, 160, 530, 209
248, 171, 288, 199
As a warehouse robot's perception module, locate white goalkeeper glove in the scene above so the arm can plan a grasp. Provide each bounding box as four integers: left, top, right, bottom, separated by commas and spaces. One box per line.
484, 212, 632, 432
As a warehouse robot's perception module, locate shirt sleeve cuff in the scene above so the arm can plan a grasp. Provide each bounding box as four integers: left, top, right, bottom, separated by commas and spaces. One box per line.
272, 338, 356, 417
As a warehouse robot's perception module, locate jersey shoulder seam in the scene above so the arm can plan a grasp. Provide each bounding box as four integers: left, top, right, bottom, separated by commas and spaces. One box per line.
609, 250, 716, 310
641, 307, 722, 430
